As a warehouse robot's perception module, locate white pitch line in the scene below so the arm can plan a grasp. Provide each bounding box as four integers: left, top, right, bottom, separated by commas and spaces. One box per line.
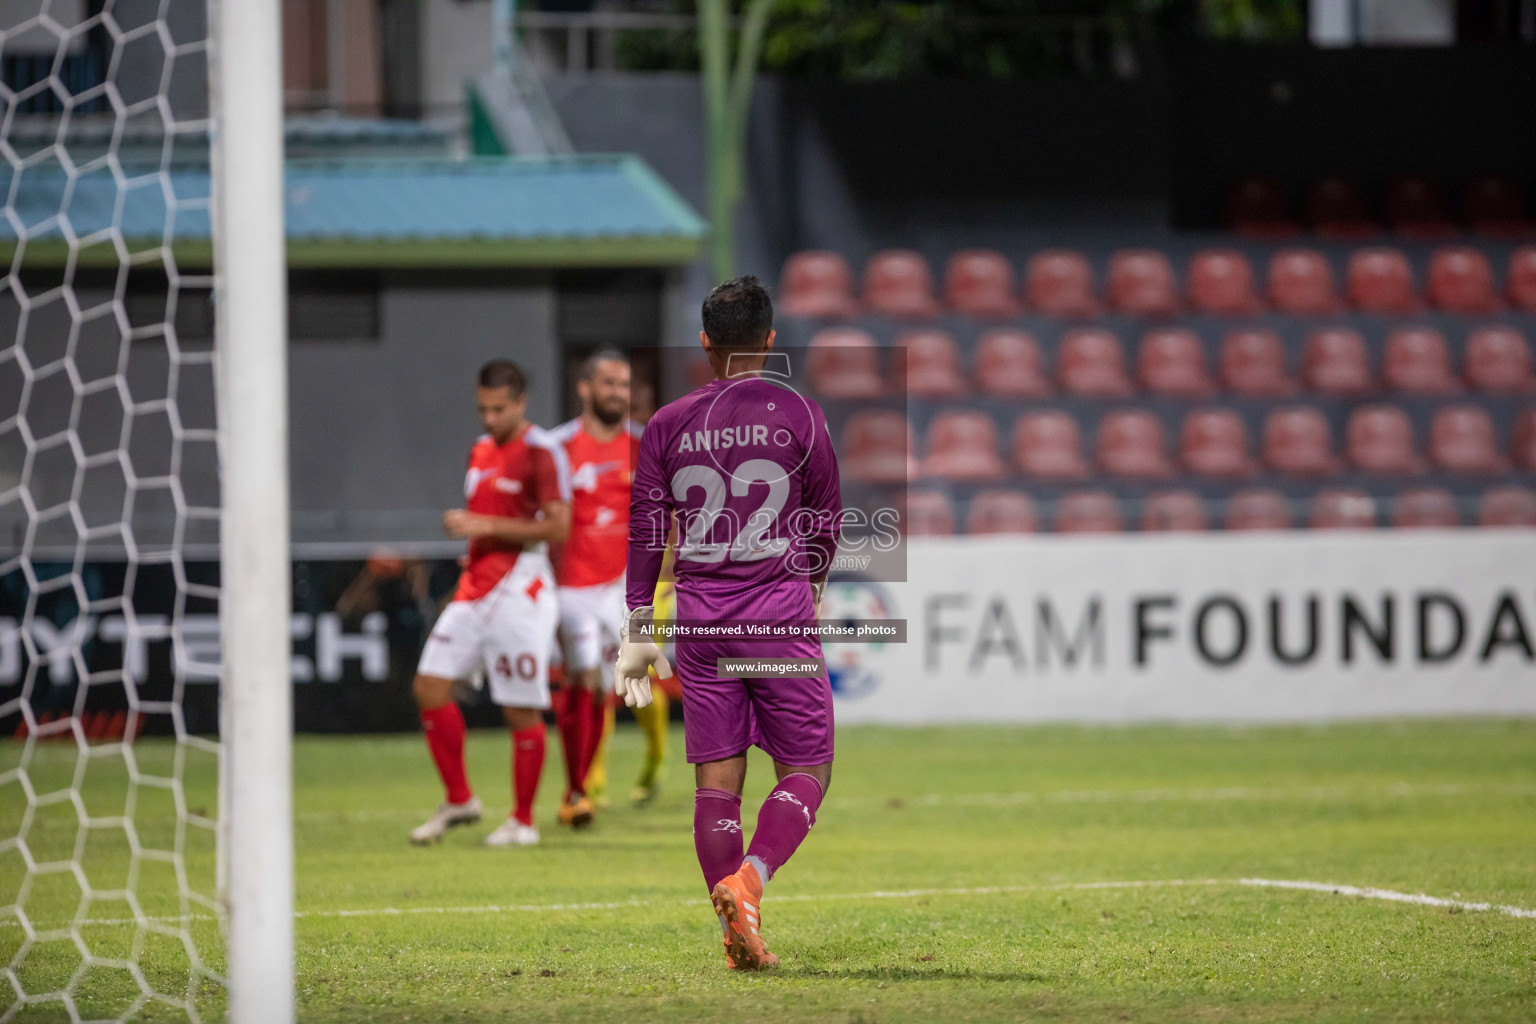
6, 877, 1533, 931
308, 780, 1536, 824
1239, 878, 1536, 919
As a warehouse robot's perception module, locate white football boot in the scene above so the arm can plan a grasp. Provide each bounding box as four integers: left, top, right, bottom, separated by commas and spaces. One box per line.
483, 817, 540, 847
408, 796, 483, 845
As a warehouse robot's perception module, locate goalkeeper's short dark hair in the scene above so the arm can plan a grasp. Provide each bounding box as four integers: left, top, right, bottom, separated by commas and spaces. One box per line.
701, 275, 774, 352
477, 359, 526, 398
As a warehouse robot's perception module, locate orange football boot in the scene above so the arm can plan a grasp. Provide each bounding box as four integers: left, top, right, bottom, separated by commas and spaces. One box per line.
556, 794, 594, 829
711, 862, 776, 970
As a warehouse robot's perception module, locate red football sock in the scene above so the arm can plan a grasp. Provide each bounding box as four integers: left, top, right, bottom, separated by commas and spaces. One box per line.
511, 724, 546, 826
557, 687, 591, 798
578, 688, 607, 782
419, 704, 472, 805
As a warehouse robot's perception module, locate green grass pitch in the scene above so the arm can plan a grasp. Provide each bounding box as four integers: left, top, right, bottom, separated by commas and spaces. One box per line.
5, 719, 1535, 1022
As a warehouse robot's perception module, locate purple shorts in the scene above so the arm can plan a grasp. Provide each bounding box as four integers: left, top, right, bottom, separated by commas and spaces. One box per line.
673, 586, 835, 766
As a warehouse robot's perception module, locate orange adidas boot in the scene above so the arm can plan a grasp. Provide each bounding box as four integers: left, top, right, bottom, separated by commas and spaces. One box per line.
711, 862, 777, 970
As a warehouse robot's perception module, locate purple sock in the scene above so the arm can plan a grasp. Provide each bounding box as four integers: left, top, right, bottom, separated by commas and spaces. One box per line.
693, 788, 744, 892
745, 773, 824, 881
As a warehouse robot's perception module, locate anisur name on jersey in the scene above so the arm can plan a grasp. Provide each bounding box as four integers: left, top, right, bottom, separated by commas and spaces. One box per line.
678, 425, 772, 453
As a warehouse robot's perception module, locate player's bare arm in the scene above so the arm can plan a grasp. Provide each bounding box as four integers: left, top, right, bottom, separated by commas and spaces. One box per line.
441, 498, 571, 544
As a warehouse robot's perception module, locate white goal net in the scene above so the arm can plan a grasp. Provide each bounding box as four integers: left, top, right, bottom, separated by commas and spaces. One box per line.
0, 0, 260, 1018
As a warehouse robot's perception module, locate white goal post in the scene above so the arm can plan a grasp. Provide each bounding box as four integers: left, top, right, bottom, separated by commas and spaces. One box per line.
211, 0, 293, 1019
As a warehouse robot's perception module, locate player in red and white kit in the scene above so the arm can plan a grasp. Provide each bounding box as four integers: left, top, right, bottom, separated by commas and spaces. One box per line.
409, 360, 571, 848
547, 349, 640, 828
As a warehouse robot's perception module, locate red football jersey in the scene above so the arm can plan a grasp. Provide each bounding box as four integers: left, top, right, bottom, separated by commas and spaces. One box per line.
454, 424, 571, 602
550, 418, 642, 588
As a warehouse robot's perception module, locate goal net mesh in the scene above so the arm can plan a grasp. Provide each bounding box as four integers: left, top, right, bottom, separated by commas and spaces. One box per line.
0, 0, 226, 1019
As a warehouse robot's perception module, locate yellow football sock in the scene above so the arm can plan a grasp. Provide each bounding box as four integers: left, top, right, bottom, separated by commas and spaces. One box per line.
634, 688, 669, 788
583, 705, 614, 802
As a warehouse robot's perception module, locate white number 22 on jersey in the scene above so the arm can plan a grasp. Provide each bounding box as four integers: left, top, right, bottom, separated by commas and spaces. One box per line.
671, 460, 789, 564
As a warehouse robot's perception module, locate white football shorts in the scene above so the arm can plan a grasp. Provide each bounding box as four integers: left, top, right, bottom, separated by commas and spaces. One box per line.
557, 577, 624, 689
417, 553, 558, 708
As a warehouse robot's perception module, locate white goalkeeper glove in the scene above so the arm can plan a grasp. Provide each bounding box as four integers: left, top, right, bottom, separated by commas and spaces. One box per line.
615, 606, 670, 709
811, 579, 827, 620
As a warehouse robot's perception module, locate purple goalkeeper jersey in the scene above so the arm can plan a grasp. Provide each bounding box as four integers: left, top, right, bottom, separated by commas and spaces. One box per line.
627, 375, 842, 627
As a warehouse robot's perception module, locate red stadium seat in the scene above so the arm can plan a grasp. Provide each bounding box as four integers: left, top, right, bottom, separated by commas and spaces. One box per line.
1180, 408, 1256, 478
1268, 248, 1342, 315
808, 328, 883, 398
966, 489, 1039, 535
1226, 489, 1293, 531
1310, 489, 1377, 530
1510, 248, 1536, 313
896, 330, 967, 398
1393, 488, 1460, 529
975, 329, 1051, 398
1108, 249, 1178, 316
944, 249, 1018, 317
920, 411, 1006, 481
1262, 406, 1340, 477
779, 251, 859, 318
863, 249, 939, 318
1510, 409, 1536, 471
1138, 328, 1215, 398
1226, 178, 1295, 237
1024, 250, 1098, 317
1307, 178, 1376, 238
1013, 411, 1092, 481
1385, 177, 1456, 239
1383, 327, 1460, 395
1058, 328, 1135, 398
1427, 247, 1501, 314
1301, 327, 1374, 396
1347, 248, 1419, 313
1188, 249, 1262, 315
841, 410, 915, 484
1466, 327, 1535, 393
1054, 490, 1123, 534
1346, 405, 1424, 474
1429, 406, 1507, 474
1220, 329, 1296, 397
1479, 486, 1536, 528
906, 490, 956, 536
1141, 490, 1208, 532
1466, 177, 1530, 236
1096, 410, 1174, 479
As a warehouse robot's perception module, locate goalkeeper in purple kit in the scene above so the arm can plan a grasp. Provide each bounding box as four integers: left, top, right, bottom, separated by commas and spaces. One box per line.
615, 276, 841, 971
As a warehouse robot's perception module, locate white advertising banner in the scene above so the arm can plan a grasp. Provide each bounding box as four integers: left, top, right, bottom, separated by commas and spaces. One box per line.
826, 532, 1536, 724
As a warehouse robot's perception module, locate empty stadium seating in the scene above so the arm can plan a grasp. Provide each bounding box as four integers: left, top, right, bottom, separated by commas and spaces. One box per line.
1268, 249, 1341, 314
1014, 411, 1092, 480
779, 250, 858, 318
975, 330, 1050, 398
906, 490, 956, 536
1307, 178, 1375, 239
1346, 405, 1424, 474
1055, 490, 1122, 533
945, 249, 1018, 317
1302, 327, 1373, 395
1227, 178, 1293, 238
1465, 327, 1533, 392
1139, 328, 1216, 398
1311, 489, 1378, 529
1384, 328, 1461, 395
1393, 488, 1460, 529
864, 249, 939, 318
841, 410, 914, 484
898, 330, 968, 398
967, 489, 1038, 535
1059, 329, 1135, 398
1386, 177, 1456, 239
921, 410, 1006, 481
1466, 178, 1530, 236
779, 240, 1536, 534
809, 328, 883, 398
1428, 406, 1506, 473
1180, 409, 1256, 478
1141, 490, 1208, 532
1227, 489, 1292, 531
1024, 250, 1098, 316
